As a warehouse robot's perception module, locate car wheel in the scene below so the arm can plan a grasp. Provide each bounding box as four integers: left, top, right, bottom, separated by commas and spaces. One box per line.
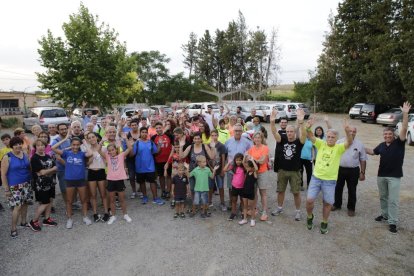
350, 115, 354, 119
23, 123, 29, 133
266, 115, 270, 123
408, 132, 414, 146
361, 120, 366, 123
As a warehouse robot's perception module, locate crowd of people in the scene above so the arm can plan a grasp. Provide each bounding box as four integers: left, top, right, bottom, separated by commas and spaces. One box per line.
0, 102, 411, 238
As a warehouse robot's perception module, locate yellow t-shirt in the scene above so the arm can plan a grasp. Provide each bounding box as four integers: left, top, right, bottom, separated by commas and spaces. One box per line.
0, 147, 12, 162
202, 133, 211, 144
216, 128, 230, 144
313, 138, 346, 180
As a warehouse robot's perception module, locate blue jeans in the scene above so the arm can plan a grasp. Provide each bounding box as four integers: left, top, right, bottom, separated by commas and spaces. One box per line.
57, 171, 66, 194
307, 175, 336, 205
209, 175, 224, 189
193, 191, 208, 205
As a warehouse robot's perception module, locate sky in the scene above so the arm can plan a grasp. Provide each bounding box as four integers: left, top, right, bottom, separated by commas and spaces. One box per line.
0, 0, 341, 92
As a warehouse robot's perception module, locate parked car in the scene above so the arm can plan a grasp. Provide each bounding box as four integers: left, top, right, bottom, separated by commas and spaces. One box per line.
120, 108, 154, 120
254, 104, 287, 123
360, 103, 393, 123
71, 107, 102, 125
274, 103, 298, 120
23, 107, 71, 132
150, 105, 173, 115
376, 108, 414, 126
394, 113, 414, 146
183, 102, 220, 117
348, 103, 365, 119
229, 105, 256, 121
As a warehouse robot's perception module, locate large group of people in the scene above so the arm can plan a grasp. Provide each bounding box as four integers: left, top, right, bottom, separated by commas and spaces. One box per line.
0, 102, 411, 238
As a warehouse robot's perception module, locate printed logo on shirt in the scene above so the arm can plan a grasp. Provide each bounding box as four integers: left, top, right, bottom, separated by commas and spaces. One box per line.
283, 143, 297, 160
67, 156, 83, 165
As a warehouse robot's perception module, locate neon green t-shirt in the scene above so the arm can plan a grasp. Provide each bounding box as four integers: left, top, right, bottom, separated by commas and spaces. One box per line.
313, 138, 346, 180
190, 166, 212, 192
216, 128, 230, 144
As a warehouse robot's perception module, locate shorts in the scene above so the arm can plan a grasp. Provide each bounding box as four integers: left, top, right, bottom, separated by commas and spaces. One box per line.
257, 170, 273, 190
209, 175, 224, 189
307, 175, 336, 205
226, 171, 234, 189
136, 172, 156, 184
231, 187, 244, 197
65, 180, 86, 188
35, 188, 55, 204
242, 192, 255, 200
8, 182, 33, 207
107, 180, 126, 192
174, 195, 186, 203
277, 169, 301, 194
155, 162, 172, 177
88, 169, 107, 181
193, 191, 208, 205
57, 171, 66, 194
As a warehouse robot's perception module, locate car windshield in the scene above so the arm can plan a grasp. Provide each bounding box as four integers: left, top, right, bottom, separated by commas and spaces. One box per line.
41, 109, 67, 118
361, 104, 374, 111
386, 108, 402, 114
298, 104, 308, 108
353, 104, 363, 109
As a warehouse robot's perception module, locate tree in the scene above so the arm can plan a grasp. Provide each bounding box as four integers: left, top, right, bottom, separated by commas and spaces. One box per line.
131, 50, 170, 104
182, 32, 198, 78
37, 3, 139, 111
196, 30, 215, 87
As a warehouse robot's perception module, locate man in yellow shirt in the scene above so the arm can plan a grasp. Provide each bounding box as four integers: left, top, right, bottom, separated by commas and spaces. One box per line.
305, 118, 353, 234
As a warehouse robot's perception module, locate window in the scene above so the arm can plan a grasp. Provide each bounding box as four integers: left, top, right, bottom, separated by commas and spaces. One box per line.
0, 99, 18, 108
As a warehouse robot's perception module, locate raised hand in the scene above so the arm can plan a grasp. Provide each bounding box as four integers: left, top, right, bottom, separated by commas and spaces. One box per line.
213, 165, 220, 171
401, 101, 412, 113
296, 108, 305, 121
305, 116, 315, 129
270, 108, 278, 122
324, 115, 329, 123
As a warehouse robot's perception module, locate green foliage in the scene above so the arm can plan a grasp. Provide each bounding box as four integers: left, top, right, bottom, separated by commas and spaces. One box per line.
1, 117, 20, 129
37, 3, 140, 110
182, 11, 280, 95
314, 0, 413, 112
263, 94, 293, 102
292, 81, 315, 103
131, 50, 170, 104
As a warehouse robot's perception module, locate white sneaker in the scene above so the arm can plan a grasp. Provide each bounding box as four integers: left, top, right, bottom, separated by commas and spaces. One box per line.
130, 192, 136, 199
295, 211, 301, 221
250, 219, 256, 227
137, 192, 144, 198
271, 207, 283, 216
83, 216, 92, 226
123, 214, 132, 223
221, 204, 227, 212
107, 216, 117, 225
238, 219, 248, 225
66, 218, 73, 229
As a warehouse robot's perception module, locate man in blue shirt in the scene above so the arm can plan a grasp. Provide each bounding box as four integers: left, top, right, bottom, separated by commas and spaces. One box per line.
131, 127, 164, 205
51, 123, 71, 204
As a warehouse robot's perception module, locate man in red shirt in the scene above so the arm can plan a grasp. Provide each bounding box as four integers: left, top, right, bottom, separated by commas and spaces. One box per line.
151, 122, 174, 199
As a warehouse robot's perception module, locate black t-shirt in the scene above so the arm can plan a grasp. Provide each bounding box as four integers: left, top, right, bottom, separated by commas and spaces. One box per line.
278, 136, 304, 171
374, 137, 405, 177
274, 129, 287, 172
243, 172, 257, 195
172, 175, 189, 196
209, 142, 227, 171
31, 153, 56, 191
245, 116, 255, 122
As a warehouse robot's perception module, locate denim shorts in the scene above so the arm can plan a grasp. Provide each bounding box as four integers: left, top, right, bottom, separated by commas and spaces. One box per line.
226, 171, 234, 189
193, 191, 208, 205
307, 175, 336, 205
209, 175, 224, 189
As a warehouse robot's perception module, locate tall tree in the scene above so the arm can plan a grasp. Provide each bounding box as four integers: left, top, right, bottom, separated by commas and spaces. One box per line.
182, 32, 198, 78
37, 3, 139, 110
196, 30, 215, 87
131, 50, 170, 104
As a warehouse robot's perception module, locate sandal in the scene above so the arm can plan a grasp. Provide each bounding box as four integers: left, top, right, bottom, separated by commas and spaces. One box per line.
180, 213, 186, 219
10, 230, 18, 239
173, 213, 179, 219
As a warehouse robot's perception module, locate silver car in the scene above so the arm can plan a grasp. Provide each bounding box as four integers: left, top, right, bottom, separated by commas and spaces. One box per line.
23, 107, 71, 132
254, 104, 287, 123
377, 108, 414, 126
349, 103, 365, 119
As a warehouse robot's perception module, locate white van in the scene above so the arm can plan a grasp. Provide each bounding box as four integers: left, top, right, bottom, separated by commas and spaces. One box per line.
183, 102, 220, 117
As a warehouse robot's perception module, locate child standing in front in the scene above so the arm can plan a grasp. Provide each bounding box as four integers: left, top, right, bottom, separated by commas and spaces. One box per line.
239, 155, 258, 227
224, 153, 246, 221
171, 164, 190, 219
189, 155, 219, 218
99, 138, 133, 225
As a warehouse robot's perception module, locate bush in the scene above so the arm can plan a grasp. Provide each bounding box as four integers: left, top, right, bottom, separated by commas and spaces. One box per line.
263, 94, 293, 101
1, 117, 20, 129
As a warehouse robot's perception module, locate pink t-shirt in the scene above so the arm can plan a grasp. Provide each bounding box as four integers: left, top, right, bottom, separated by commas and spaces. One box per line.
231, 166, 245, 189
106, 152, 127, 181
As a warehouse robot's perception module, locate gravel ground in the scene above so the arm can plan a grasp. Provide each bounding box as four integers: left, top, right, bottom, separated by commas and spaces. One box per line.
0, 114, 413, 276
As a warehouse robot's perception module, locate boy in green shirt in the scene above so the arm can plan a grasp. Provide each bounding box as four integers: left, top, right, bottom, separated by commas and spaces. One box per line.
190, 155, 219, 218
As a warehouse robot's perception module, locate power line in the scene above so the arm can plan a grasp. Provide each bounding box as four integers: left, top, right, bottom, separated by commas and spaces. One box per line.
0, 69, 36, 77
0, 77, 37, 81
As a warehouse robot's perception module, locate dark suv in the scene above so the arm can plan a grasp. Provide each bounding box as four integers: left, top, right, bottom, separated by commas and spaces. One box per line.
360, 103, 392, 123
